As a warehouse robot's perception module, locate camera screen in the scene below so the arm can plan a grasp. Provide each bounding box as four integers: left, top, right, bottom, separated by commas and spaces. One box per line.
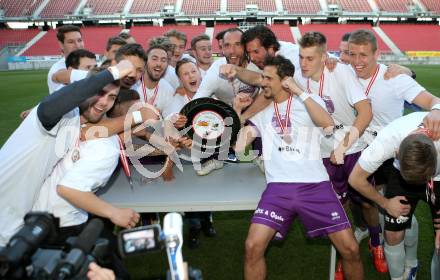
119, 225, 161, 257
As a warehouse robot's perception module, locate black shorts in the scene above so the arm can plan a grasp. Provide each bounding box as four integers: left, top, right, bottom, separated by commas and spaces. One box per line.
384, 165, 440, 231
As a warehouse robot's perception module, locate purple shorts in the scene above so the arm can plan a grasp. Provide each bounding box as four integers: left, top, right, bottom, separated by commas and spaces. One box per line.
323, 152, 374, 205
251, 181, 350, 240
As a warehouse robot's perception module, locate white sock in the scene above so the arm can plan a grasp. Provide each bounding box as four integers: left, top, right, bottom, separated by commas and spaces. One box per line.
385, 240, 405, 278
404, 216, 419, 268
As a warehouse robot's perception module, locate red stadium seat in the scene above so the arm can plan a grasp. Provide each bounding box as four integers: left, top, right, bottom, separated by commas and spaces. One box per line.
39, 0, 81, 18
0, 0, 45, 17
380, 24, 440, 51
376, 0, 410, 12
23, 26, 123, 56
130, 0, 177, 14
0, 29, 40, 49
84, 0, 127, 15
282, 0, 321, 14
419, 0, 440, 13
181, 0, 221, 15
227, 0, 277, 12
328, 0, 372, 12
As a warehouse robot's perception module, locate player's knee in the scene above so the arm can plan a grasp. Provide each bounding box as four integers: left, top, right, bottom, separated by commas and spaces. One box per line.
385, 230, 404, 245
339, 241, 360, 261
245, 237, 265, 261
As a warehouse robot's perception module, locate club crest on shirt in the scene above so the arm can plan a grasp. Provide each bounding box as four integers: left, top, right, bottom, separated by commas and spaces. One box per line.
322, 95, 335, 114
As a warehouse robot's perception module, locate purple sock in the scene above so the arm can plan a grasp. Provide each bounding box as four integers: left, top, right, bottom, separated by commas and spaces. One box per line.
368, 225, 382, 247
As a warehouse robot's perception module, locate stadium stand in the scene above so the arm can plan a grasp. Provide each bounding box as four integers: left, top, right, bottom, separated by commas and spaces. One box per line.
130, 0, 176, 14
0, 29, 39, 49
298, 24, 391, 52
327, 0, 372, 12
129, 25, 206, 49
281, 0, 321, 14
227, 0, 277, 12
270, 24, 295, 43
380, 24, 440, 51
420, 0, 440, 13
376, 0, 410, 12
0, 0, 45, 17
39, 0, 81, 19
83, 0, 127, 15
181, 0, 221, 15
22, 26, 122, 56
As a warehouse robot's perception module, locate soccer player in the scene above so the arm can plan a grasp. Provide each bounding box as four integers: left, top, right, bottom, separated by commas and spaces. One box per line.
162, 58, 216, 248
190, 34, 213, 78
0, 60, 137, 246
234, 55, 362, 280
164, 29, 194, 68
349, 112, 440, 280
51, 49, 97, 85
102, 36, 127, 62
48, 25, 84, 93
135, 45, 175, 115
193, 27, 260, 105
348, 29, 440, 279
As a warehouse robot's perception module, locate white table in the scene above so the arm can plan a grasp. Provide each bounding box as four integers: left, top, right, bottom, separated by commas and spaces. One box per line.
99, 162, 336, 280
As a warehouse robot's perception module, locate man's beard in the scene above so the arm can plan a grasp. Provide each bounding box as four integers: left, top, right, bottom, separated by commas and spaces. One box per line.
79, 97, 104, 123
147, 67, 164, 82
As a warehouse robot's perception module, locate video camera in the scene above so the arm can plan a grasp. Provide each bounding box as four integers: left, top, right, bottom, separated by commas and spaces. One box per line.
0, 212, 109, 279
118, 212, 202, 280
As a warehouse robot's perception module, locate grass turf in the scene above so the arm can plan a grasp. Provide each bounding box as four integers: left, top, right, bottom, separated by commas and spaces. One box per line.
0, 65, 439, 279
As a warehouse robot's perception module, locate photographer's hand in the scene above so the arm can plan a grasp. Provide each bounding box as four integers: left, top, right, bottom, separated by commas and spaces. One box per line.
110, 208, 140, 229
87, 262, 115, 280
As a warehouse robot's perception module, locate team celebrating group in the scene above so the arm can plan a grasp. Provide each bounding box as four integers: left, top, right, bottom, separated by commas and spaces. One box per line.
1, 23, 440, 280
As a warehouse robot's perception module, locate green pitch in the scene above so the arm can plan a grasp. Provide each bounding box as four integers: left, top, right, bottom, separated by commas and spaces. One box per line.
0, 65, 439, 279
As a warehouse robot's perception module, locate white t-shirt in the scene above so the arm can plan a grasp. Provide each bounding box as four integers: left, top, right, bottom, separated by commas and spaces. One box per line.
33, 136, 120, 227
47, 57, 66, 94
162, 93, 192, 120
0, 107, 80, 245
194, 57, 261, 105
70, 69, 89, 84
357, 64, 425, 145
164, 65, 180, 90
133, 78, 175, 117
249, 94, 329, 183
359, 112, 440, 177
296, 64, 368, 158
277, 41, 300, 71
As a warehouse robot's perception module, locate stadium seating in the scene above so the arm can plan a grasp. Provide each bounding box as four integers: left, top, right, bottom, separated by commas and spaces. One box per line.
130, 0, 176, 14
281, 0, 321, 14
0, 0, 45, 17
23, 26, 122, 56
0, 29, 40, 49
376, 0, 409, 12
270, 24, 295, 43
39, 0, 81, 18
129, 25, 206, 50
227, 0, 277, 12
380, 24, 440, 51
298, 24, 391, 52
420, 0, 440, 13
84, 0, 127, 15
328, 0, 372, 12
181, 0, 220, 15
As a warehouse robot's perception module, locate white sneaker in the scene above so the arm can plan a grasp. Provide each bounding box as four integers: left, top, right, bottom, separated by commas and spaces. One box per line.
354, 227, 369, 243
403, 262, 418, 280
253, 156, 265, 173
196, 159, 224, 176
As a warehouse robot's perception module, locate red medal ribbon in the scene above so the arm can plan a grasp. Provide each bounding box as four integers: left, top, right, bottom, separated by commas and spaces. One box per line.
307, 71, 325, 98
364, 64, 380, 97
141, 75, 159, 105
273, 95, 293, 137
117, 135, 131, 180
